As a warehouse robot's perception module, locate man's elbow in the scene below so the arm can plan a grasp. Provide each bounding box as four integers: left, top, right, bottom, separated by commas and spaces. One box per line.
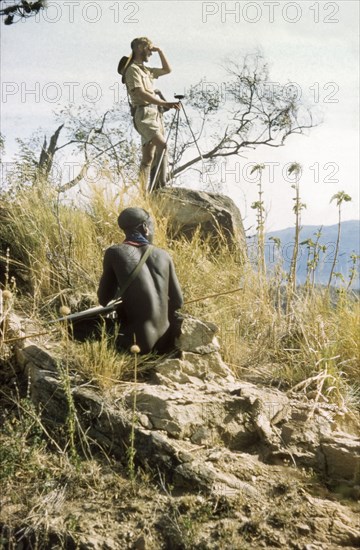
175, 294, 184, 310
97, 285, 108, 307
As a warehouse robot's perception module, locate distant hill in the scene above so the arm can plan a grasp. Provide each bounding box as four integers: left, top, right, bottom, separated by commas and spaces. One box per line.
247, 220, 360, 288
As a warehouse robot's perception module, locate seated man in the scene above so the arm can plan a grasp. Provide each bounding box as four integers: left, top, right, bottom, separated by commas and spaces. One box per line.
97, 207, 183, 354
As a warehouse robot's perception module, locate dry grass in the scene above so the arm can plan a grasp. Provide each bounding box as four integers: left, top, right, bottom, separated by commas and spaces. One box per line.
1, 179, 359, 410
0, 176, 359, 548
69, 332, 156, 390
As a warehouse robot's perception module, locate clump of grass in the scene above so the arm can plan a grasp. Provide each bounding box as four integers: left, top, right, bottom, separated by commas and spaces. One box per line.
269, 289, 359, 408
68, 323, 156, 389
1, 181, 100, 301
71, 332, 134, 389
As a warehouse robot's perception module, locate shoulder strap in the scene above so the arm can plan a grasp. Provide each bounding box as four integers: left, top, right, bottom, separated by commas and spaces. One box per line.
116, 245, 153, 298
122, 62, 134, 112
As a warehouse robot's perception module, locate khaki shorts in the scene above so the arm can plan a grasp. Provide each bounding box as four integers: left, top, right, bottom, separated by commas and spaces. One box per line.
134, 105, 164, 146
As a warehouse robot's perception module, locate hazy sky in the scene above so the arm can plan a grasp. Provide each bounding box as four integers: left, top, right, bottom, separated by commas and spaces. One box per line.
1, 0, 359, 231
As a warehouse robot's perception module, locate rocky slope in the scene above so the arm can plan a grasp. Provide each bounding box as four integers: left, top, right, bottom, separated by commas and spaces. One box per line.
2, 313, 359, 549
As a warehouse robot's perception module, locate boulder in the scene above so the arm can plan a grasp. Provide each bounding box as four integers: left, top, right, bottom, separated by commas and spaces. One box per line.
175, 315, 220, 354
155, 187, 246, 257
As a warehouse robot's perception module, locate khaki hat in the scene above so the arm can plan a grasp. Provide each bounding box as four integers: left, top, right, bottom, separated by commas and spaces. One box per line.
117, 54, 133, 83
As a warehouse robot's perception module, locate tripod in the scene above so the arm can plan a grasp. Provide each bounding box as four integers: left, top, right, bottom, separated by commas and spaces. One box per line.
148, 95, 203, 193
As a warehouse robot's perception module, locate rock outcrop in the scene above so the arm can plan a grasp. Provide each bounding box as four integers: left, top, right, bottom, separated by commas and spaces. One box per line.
5, 313, 360, 548
155, 187, 246, 258
16, 315, 360, 493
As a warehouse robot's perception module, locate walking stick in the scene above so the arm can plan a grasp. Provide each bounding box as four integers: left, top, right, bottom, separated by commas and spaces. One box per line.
148, 107, 179, 193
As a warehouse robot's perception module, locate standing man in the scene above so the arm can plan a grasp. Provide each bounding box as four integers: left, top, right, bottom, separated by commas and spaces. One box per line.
97, 207, 183, 354
118, 37, 180, 192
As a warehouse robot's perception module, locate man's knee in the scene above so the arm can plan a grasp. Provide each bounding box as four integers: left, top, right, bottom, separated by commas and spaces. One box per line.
151, 133, 166, 150
141, 159, 153, 169
141, 148, 156, 167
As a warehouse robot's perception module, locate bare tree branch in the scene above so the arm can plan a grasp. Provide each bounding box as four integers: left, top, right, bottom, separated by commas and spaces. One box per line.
0, 0, 46, 25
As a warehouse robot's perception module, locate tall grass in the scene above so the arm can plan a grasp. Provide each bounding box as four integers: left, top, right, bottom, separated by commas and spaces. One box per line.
1, 181, 100, 301
1, 179, 359, 411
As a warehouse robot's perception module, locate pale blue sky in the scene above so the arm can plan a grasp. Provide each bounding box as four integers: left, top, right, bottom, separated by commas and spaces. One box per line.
1, 0, 359, 231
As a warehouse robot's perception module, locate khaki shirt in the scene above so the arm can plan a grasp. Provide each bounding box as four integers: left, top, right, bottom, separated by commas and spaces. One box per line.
125, 63, 165, 106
